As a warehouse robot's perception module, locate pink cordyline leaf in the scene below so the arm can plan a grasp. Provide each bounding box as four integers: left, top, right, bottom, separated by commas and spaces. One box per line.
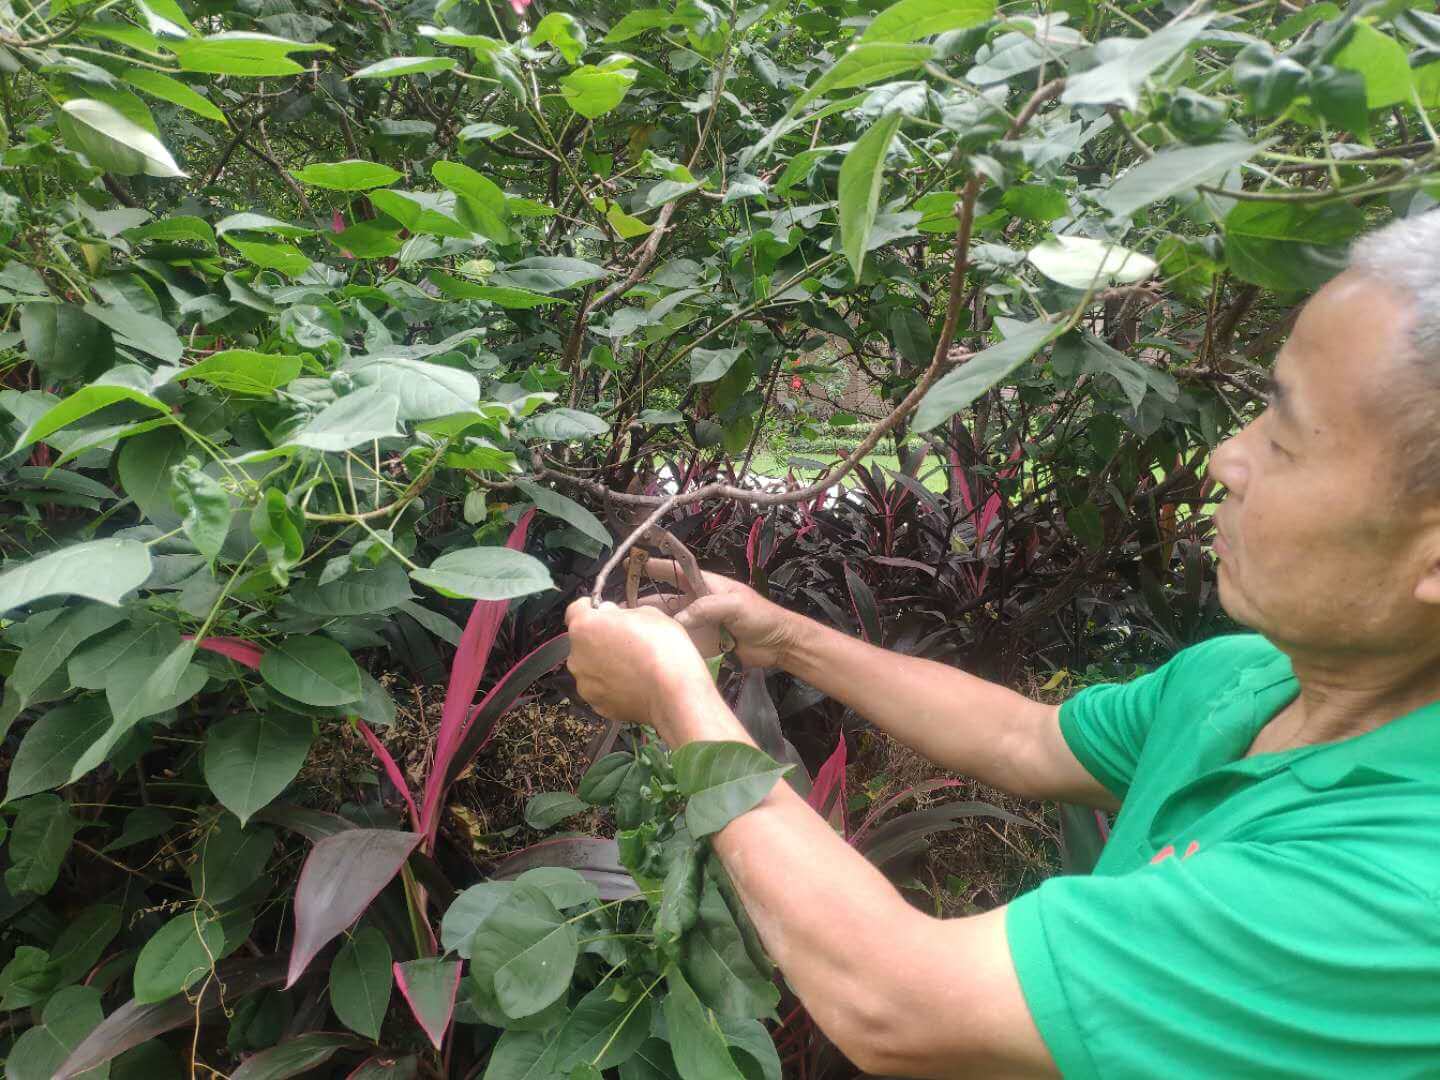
421, 511, 536, 847
745, 516, 763, 574
331, 210, 345, 232
393, 958, 462, 1050
806, 735, 849, 837
187, 635, 263, 670
286, 829, 422, 988
355, 720, 420, 832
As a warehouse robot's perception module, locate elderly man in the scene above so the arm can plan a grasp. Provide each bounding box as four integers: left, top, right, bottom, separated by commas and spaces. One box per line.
565, 211, 1440, 1078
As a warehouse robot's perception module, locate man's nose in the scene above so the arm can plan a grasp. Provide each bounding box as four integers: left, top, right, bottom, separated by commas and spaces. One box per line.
1207, 433, 1247, 498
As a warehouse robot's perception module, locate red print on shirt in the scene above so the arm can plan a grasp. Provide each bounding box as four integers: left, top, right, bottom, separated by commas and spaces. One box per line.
1151, 840, 1201, 864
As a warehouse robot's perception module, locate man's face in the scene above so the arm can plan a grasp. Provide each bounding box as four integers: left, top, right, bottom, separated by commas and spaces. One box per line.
1208, 272, 1440, 656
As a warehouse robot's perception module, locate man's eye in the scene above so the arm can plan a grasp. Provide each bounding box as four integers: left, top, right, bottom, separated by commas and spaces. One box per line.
1269, 440, 1290, 457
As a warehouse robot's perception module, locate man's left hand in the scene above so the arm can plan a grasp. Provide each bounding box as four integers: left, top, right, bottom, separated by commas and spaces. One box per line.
565, 599, 715, 736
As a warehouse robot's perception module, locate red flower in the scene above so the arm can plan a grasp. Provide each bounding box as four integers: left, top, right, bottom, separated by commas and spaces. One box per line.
509, 0, 530, 12
790, 377, 804, 391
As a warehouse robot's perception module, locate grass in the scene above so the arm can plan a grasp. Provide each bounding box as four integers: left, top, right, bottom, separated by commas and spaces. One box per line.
746, 449, 951, 493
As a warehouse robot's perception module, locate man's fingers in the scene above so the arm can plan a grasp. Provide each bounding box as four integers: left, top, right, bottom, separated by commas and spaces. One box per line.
635, 592, 691, 615
644, 559, 685, 587
674, 593, 736, 631
564, 598, 591, 628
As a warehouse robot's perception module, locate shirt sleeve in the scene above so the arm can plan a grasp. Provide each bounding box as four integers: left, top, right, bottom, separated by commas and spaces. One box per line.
1005, 842, 1440, 1079
1057, 635, 1269, 800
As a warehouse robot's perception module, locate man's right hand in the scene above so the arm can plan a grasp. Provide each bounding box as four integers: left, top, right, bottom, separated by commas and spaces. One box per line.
637, 560, 802, 668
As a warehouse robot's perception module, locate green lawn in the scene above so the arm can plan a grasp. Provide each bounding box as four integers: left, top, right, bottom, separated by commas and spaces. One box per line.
746, 450, 951, 493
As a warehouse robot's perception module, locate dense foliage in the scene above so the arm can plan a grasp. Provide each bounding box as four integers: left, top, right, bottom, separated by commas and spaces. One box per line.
3, 0, 1440, 1074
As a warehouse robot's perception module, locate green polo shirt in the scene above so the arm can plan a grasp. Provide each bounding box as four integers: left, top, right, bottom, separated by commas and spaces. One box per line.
1007, 633, 1440, 1078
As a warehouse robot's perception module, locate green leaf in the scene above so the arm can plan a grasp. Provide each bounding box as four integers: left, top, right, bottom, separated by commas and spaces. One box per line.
427, 274, 562, 308
291, 561, 413, 617
260, 638, 362, 707
172, 32, 331, 77
350, 56, 458, 79
1001, 184, 1068, 222
513, 867, 598, 909
888, 308, 933, 367
561, 61, 639, 119
15, 366, 170, 449
618, 1039, 678, 1080
689, 347, 745, 386
1223, 200, 1362, 292
1060, 15, 1211, 111
203, 712, 315, 825
48, 904, 122, 985
1309, 66, 1368, 137
523, 791, 589, 830
521, 408, 610, 440
1098, 140, 1267, 219
512, 479, 612, 548
1332, 21, 1412, 109
5, 697, 112, 803
330, 221, 404, 258
681, 879, 779, 1019
253, 488, 305, 584
291, 160, 402, 191
82, 301, 184, 363
228, 1033, 361, 1078
369, 190, 470, 239
410, 546, 554, 602
913, 317, 1064, 432
347, 358, 480, 421
554, 983, 652, 1070
468, 883, 579, 1019
859, 0, 994, 44
432, 161, 513, 244
170, 458, 233, 559
0, 947, 57, 1012
20, 303, 113, 381
190, 817, 276, 904
57, 98, 185, 178
216, 212, 317, 238
483, 1029, 562, 1080
838, 111, 903, 279
605, 10, 676, 43
133, 909, 226, 1002
122, 67, 227, 123
441, 882, 515, 957
579, 752, 638, 804
291, 386, 403, 451
5, 986, 105, 1080
532, 12, 588, 64
790, 42, 934, 118
123, 215, 217, 249
655, 842, 703, 949
1027, 236, 1157, 290
489, 257, 611, 294
104, 805, 177, 852
0, 539, 152, 615
4, 604, 126, 716
672, 742, 791, 839
173, 350, 302, 395
4, 795, 78, 895
226, 237, 313, 277
663, 967, 744, 1080
330, 928, 393, 1040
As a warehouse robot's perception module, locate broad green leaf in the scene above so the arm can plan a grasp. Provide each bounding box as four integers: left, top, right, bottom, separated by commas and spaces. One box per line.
1223, 200, 1361, 292
1060, 15, 1211, 110
216, 212, 317, 238
655, 842, 703, 949
604, 10, 676, 43
172, 32, 331, 77
57, 98, 185, 178
20, 302, 112, 381
579, 752, 639, 804
441, 882, 515, 957
618, 1040, 678, 1080
5, 795, 78, 895
260, 638, 362, 707
190, 817, 276, 904
203, 712, 314, 825
531, 13, 587, 64
172, 350, 302, 395
290, 561, 414, 617
719, 1017, 781, 1080
16, 366, 170, 449
1309, 66, 1368, 138
122, 215, 217, 249
369, 190, 471, 239
838, 111, 903, 279
513, 866, 598, 909
5, 604, 126, 714
133, 910, 227, 1002
122, 67, 227, 123
0, 946, 57, 1012
512, 479, 612, 548
290, 386, 403, 451
489, 257, 611, 294
330, 928, 393, 1040
594, 197, 653, 239
689, 347, 745, 385
561, 61, 639, 119
483, 1028, 562, 1080
253, 488, 305, 584
788, 42, 934, 120
291, 160, 403, 191
663, 968, 743, 1080
427, 273, 562, 308
1027, 236, 1156, 290
523, 791, 588, 830
859, 0, 994, 44
554, 983, 652, 1070
347, 357, 480, 421
432, 162, 513, 244
350, 56, 458, 79
1098, 140, 1266, 219
225, 237, 312, 277
394, 958, 461, 1049
330, 220, 404, 258
468, 883, 579, 1018
522, 408, 610, 440
5, 697, 112, 803
4, 986, 105, 1080
82, 301, 184, 363
1332, 21, 1412, 109
170, 459, 233, 559
672, 742, 791, 839
1001, 184, 1068, 222
0, 539, 152, 615
913, 317, 1065, 431
681, 879, 778, 1019
410, 546, 554, 601
229, 1033, 361, 1078
48, 904, 122, 985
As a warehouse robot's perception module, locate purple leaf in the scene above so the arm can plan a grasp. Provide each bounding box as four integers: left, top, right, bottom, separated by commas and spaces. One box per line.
347, 1056, 419, 1079
256, 803, 357, 842
355, 719, 419, 831
806, 735, 848, 835
422, 510, 535, 847
492, 837, 637, 900
287, 829, 422, 988
56, 955, 286, 1078
231, 1033, 364, 1079
393, 958, 461, 1050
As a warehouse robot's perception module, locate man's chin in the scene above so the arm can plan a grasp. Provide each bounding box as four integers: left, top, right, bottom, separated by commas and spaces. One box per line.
1216, 570, 1261, 632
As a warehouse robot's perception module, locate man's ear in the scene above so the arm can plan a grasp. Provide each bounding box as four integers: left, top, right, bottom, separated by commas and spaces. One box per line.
1415, 531, 1440, 607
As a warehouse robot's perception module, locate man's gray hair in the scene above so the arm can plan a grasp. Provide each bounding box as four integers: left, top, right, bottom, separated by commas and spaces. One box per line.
1347, 209, 1440, 496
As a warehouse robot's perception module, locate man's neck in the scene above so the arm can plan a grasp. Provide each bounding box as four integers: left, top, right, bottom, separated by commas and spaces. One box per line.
1251, 642, 1440, 756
